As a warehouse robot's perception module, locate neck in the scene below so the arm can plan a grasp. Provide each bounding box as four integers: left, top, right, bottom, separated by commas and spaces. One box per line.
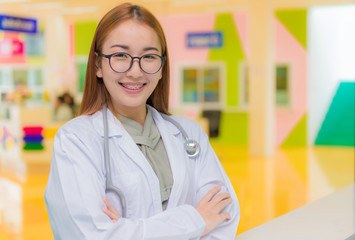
111, 104, 147, 127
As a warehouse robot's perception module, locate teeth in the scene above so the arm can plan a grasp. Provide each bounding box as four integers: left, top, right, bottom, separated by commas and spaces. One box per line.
121, 83, 144, 90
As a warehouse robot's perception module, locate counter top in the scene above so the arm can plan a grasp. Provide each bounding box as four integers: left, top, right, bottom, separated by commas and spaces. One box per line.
236, 183, 355, 240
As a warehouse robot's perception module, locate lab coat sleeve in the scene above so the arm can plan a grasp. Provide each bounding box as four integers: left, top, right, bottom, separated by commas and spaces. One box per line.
193, 126, 240, 239
45, 128, 206, 240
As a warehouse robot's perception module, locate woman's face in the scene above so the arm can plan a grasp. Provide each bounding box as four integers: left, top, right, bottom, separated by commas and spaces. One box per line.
96, 19, 162, 115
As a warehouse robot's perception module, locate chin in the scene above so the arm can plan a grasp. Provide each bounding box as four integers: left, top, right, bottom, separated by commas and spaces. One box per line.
113, 100, 147, 109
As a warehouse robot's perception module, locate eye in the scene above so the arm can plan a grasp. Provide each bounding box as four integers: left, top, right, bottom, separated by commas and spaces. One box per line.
143, 54, 158, 60
113, 53, 128, 59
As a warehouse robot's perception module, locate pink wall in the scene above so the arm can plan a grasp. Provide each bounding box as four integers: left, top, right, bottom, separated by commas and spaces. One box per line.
233, 12, 249, 59
159, 14, 215, 108
0, 32, 27, 65
275, 18, 307, 145
159, 14, 307, 146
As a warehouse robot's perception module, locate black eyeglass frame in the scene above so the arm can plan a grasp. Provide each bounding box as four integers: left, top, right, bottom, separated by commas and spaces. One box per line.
97, 52, 166, 74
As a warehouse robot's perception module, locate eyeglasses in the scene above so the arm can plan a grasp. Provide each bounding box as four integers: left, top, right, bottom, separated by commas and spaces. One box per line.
98, 52, 166, 74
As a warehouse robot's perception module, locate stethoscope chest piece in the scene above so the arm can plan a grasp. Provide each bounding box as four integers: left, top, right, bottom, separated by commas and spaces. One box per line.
185, 139, 200, 158
160, 113, 201, 159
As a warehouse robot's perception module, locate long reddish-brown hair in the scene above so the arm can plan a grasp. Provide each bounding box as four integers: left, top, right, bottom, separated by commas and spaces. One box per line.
78, 3, 170, 116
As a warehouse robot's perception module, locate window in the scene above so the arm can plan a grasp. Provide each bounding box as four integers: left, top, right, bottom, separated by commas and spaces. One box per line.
276, 64, 291, 107
0, 68, 13, 103
180, 62, 224, 109
239, 61, 249, 109
182, 68, 198, 103
0, 67, 45, 104
27, 68, 44, 101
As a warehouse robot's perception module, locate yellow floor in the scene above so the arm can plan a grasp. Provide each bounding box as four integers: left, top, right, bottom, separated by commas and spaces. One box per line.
0, 145, 354, 239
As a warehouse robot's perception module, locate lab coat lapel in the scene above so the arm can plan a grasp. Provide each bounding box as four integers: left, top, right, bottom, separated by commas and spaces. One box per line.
119, 134, 163, 214
93, 108, 160, 210
119, 133, 158, 178
91, 107, 124, 137
115, 113, 162, 214
149, 106, 187, 208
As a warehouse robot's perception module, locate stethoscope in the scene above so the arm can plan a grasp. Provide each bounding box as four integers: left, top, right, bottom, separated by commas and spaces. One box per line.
102, 104, 200, 218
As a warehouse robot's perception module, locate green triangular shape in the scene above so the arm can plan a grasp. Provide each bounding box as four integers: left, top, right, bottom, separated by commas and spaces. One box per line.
275, 9, 308, 50
315, 82, 355, 146
208, 13, 246, 107
282, 114, 307, 147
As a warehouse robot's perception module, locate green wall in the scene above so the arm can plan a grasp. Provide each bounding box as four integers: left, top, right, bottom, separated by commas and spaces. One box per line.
275, 9, 308, 50
74, 21, 97, 55
208, 13, 248, 144
282, 114, 307, 147
208, 13, 246, 107
218, 112, 248, 145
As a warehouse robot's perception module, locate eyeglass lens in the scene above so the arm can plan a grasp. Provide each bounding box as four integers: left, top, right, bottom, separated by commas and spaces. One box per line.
110, 53, 163, 73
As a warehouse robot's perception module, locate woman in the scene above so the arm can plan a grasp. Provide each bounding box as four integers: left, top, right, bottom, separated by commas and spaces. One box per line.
45, 3, 240, 239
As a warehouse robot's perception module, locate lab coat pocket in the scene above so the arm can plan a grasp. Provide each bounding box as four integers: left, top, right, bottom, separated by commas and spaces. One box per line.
111, 172, 141, 218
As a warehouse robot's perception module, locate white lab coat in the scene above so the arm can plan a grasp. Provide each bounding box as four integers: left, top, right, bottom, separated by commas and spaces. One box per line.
45, 105, 240, 240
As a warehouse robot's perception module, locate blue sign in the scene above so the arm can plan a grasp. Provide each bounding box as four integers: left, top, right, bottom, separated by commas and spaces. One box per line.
0, 14, 37, 34
187, 32, 223, 48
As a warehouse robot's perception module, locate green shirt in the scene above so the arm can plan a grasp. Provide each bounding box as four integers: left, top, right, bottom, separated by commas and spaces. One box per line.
119, 109, 173, 210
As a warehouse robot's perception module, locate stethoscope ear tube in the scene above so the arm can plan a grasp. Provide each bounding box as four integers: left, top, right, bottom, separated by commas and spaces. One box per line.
103, 104, 127, 218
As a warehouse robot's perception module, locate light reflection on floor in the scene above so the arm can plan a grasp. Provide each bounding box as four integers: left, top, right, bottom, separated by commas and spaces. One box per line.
210, 145, 354, 234
0, 178, 22, 236
0, 146, 354, 239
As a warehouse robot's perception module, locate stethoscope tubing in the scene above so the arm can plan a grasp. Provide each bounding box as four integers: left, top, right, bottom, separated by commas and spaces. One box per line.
103, 104, 127, 218
102, 104, 200, 219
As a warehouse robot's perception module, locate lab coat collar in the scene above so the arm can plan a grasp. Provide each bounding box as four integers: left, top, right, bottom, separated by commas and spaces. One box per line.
92, 105, 181, 138
147, 105, 180, 136
92, 107, 125, 137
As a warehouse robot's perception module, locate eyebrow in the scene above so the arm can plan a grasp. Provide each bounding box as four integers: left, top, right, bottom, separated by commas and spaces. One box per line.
143, 47, 159, 52
110, 44, 159, 52
111, 44, 129, 50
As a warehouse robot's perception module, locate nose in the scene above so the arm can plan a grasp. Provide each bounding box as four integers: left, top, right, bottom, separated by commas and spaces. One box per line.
126, 58, 143, 78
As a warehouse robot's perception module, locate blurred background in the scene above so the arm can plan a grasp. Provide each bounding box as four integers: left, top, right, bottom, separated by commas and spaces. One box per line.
0, 0, 354, 239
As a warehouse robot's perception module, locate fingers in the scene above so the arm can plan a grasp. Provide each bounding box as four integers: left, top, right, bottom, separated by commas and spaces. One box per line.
199, 186, 231, 209
103, 197, 118, 215
220, 212, 231, 222
102, 206, 118, 223
102, 197, 120, 223
215, 196, 233, 213
197, 186, 233, 213
201, 186, 221, 203
206, 188, 233, 215
196, 187, 233, 236
211, 192, 230, 204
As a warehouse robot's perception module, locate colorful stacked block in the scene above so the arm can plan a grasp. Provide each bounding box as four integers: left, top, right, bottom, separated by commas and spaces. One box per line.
23, 126, 44, 150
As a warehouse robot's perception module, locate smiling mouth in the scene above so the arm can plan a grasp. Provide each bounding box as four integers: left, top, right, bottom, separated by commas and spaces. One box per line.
119, 83, 146, 90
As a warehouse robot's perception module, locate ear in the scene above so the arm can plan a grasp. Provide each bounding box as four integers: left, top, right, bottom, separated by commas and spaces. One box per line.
95, 53, 103, 78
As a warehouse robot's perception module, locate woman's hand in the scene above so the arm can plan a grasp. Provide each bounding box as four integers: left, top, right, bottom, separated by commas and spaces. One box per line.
102, 197, 120, 223
196, 186, 232, 237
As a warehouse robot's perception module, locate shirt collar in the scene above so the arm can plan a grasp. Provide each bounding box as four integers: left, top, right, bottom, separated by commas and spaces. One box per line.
92, 105, 181, 137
